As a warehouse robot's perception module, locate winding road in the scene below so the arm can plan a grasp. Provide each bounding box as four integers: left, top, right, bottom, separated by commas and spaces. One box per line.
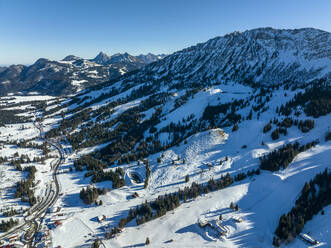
0, 122, 64, 247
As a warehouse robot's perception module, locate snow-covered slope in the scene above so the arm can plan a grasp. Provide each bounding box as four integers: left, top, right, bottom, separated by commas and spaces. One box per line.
119, 27, 331, 90
1, 27, 331, 248
41, 81, 331, 248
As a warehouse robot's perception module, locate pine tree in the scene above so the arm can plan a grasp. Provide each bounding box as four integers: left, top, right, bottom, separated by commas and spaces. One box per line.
92, 239, 100, 248
232, 124, 239, 132
185, 175, 190, 183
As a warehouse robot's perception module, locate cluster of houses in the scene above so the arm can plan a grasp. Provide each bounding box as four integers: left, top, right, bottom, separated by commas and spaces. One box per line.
0, 234, 27, 248
46, 210, 66, 230
34, 230, 51, 248
0, 245, 17, 248
34, 209, 68, 247
45, 207, 66, 230
63, 148, 72, 156
47, 219, 62, 230
56, 169, 70, 174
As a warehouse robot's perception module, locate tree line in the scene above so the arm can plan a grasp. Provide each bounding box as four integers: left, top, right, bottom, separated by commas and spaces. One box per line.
273, 168, 331, 246
107, 169, 260, 237
14, 166, 37, 206
279, 80, 331, 118
0, 218, 19, 232
260, 141, 318, 172
79, 186, 107, 205
263, 117, 315, 141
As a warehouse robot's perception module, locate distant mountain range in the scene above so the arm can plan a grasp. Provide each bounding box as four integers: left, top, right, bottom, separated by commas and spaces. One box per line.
0, 52, 166, 96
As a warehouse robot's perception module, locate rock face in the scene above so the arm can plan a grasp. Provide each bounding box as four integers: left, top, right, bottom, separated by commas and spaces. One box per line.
0, 52, 166, 96
121, 27, 331, 90
90, 52, 111, 65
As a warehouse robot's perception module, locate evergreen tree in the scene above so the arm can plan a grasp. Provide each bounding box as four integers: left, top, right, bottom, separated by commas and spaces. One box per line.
185, 175, 190, 183
92, 239, 100, 248
232, 124, 239, 132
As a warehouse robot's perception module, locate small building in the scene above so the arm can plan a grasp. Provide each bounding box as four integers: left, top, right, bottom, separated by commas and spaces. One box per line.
44, 230, 50, 238
57, 169, 69, 174
12, 242, 27, 248
299, 233, 319, 245
216, 221, 227, 236
50, 217, 60, 222
198, 218, 208, 228
47, 207, 57, 214
35, 232, 43, 242
54, 220, 62, 227
47, 223, 56, 230
233, 217, 242, 223
8, 235, 18, 243
35, 230, 50, 242
97, 215, 106, 223
36, 242, 46, 248
132, 192, 139, 198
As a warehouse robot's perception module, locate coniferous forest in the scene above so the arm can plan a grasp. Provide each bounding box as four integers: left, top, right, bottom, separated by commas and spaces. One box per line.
273, 169, 331, 246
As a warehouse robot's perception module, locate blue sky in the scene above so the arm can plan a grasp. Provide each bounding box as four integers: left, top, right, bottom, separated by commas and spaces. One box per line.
0, 0, 330, 65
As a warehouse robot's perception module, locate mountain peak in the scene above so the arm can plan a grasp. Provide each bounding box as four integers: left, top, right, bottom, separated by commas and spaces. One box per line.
62, 55, 81, 61
91, 52, 111, 64
136, 53, 167, 63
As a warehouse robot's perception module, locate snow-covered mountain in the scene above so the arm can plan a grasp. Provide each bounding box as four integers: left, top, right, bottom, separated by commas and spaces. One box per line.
90, 52, 111, 64
114, 27, 330, 91
62, 55, 82, 61
38, 27, 331, 247
0, 52, 165, 96
1, 27, 331, 248
137, 53, 167, 64
56, 28, 331, 154
91, 52, 166, 65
